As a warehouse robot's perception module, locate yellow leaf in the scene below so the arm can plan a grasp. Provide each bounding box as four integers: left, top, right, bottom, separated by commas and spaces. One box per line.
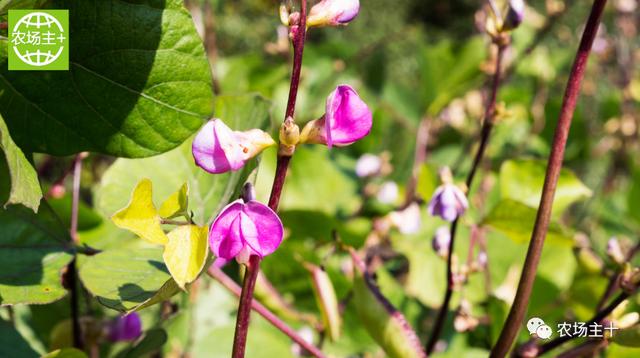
159, 183, 189, 219
111, 179, 168, 245
163, 225, 209, 289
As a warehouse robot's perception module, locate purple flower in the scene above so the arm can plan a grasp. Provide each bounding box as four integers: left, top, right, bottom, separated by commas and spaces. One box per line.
300, 85, 372, 147
209, 199, 284, 264
502, 0, 525, 31
432, 226, 451, 258
108, 313, 142, 342
427, 168, 468, 222
428, 183, 469, 222
192, 119, 275, 174
307, 0, 360, 27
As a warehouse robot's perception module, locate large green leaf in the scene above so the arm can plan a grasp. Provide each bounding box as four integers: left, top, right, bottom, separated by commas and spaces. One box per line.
483, 199, 573, 245
499, 159, 592, 215
0, 202, 74, 305
0, 115, 42, 211
78, 248, 179, 313
0, 0, 213, 157
420, 37, 487, 115
95, 94, 272, 225
0, 320, 39, 358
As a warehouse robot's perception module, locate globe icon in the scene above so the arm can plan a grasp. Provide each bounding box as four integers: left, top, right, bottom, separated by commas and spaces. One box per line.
12, 12, 65, 67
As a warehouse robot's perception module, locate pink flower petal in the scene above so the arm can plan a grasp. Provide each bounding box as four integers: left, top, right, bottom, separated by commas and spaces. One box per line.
209, 200, 245, 259
325, 85, 372, 147
243, 201, 284, 257
193, 119, 275, 174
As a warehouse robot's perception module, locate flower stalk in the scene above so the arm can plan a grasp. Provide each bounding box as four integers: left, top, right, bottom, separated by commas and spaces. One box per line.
490, 1, 608, 356
231, 1, 308, 356
426, 39, 508, 355
208, 265, 326, 358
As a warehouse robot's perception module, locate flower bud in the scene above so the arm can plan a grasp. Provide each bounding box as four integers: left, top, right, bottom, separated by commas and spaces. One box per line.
107, 313, 142, 342
307, 0, 360, 28
388, 203, 421, 235
427, 167, 468, 222
376, 181, 399, 204
477, 250, 488, 268
279, 4, 290, 26
192, 119, 275, 174
432, 226, 451, 258
49, 183, 66, 199
300, 85, 372, 147
607, 237, 625, 264
290, 326, 315, 357
279, 117, 300, 156
355, 153, 382, 178
209, 199, 284, 265
502, 0, 525, 31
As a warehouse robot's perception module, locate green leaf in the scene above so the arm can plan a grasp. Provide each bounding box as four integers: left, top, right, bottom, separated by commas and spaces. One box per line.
96, 94, 271, 226
612, 325, 640, 348
111, 179, 169, 245
499, 159, 592, 215
0, 319, 39, 358
0, 115, 42, 212
351, 252, 426, 358
0, 0, 213, 157
78, 248, 180, 313
162, 225, 208, 290
42, 348, 88, 358
159, 183, 189, 219
420, 37, 487, 115
0, 202, 74, 305
255, 146, 359, 214
484, 199, 573, 245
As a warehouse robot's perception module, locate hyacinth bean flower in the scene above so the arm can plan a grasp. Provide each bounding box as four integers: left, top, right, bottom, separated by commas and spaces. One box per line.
502, 0, 525, 31
307, 0, 360, 28
108, 313, 142, 342
427, 167, 469, 222
432, 226, 451, 258
300, 85, 372, 147
192, 119, 275, 174
209, 199, 284, 264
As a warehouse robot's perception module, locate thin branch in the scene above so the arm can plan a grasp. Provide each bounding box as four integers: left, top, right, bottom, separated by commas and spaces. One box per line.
596, 242, 640, 311
232, 2, 308, 355
426, 40, 507, 355
208, 266, 326, 358
490, 2, 609, 356
232, 255, 261, 358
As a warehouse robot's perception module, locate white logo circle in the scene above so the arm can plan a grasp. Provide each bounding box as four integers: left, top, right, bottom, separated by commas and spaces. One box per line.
12, 12, 65, 67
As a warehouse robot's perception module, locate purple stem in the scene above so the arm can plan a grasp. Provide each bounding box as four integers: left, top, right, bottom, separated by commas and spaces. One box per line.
490, 1, 608, 356
208, 265, 326, 358
231, 255, 262, 358
231, 1, 308, 357
426, 41, 507, 355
